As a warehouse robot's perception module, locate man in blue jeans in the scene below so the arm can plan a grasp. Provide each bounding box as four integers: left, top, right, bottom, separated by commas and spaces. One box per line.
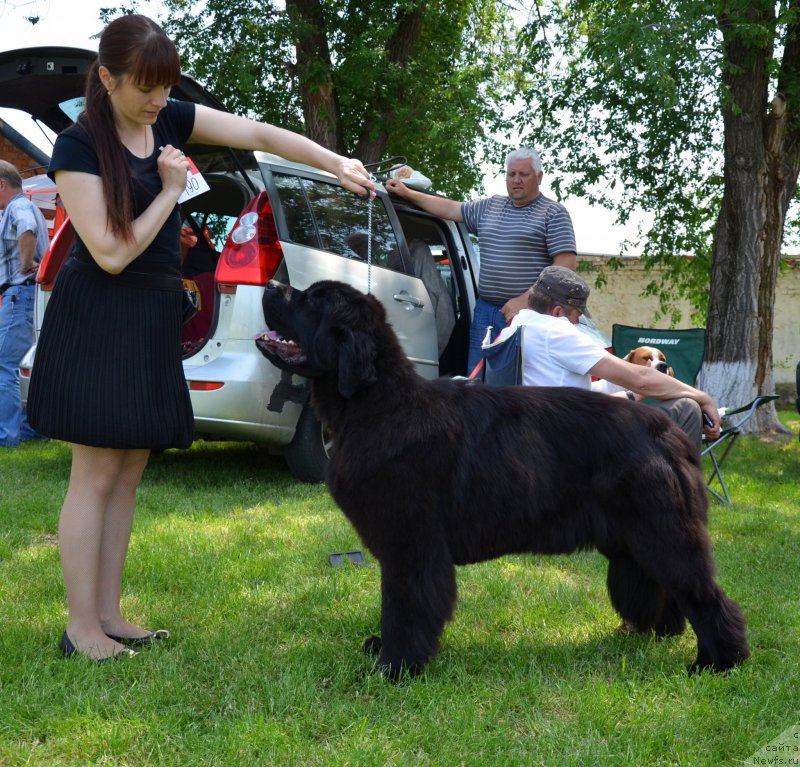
0, 161, 49, 447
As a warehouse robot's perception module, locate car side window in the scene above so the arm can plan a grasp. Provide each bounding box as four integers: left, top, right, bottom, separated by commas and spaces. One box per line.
273, 173, 405, 273
273, 174, 319, 249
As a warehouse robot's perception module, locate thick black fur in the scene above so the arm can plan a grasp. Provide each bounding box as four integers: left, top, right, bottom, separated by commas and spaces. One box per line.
256, 280, 750, 679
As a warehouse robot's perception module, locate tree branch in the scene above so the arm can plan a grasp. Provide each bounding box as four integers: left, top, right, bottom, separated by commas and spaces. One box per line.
353, 4, 426, 163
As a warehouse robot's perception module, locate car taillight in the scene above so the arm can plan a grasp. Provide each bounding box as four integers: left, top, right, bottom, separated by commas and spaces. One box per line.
187, 381, 224, 391
38, 217, 75, 290
215, 192, 282, 289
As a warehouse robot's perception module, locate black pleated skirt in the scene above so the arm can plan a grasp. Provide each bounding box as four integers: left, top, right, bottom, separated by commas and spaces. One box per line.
27, 257, 194, 450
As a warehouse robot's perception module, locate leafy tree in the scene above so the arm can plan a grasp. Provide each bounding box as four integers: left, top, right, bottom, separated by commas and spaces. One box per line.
156, 0, 516, 198
515, 0, 799, 432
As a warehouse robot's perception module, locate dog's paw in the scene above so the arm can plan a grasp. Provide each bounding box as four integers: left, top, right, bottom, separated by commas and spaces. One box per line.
688, 649, 749, 676
377, 658, 424, 683
363, 636, 429, 681
652, 617, 687, 639
363, 634, 382, 655
687, 657, 726, 676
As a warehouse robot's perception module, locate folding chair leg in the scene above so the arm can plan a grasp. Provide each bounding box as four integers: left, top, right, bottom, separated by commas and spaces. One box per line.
701, 395, 778, 505
704, 433, 739, 505
706, 450, 732, 505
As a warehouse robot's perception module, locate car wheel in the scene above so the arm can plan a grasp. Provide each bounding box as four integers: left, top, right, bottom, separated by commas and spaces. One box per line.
284, 403, 332, 483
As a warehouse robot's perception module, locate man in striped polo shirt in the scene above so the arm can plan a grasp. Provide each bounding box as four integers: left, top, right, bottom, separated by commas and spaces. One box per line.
386, 148, 576, 372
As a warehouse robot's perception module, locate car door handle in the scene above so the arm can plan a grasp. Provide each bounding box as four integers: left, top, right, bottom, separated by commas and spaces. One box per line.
393, 291, 425, 308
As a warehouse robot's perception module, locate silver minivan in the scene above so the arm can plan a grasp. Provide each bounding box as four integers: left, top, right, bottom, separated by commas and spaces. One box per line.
2, 46, 480, 481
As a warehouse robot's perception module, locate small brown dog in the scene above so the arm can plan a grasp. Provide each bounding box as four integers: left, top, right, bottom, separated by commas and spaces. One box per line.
625, 345, 671, 375
594, 345, 672, 395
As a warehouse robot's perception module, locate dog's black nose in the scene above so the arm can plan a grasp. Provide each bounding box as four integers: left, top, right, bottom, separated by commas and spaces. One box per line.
264, 280, 293, 302
265, 280, 288, 296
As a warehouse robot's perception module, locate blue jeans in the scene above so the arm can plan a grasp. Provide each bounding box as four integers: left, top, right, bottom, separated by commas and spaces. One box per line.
468, 297, 509, 373
0, 285, 39, 446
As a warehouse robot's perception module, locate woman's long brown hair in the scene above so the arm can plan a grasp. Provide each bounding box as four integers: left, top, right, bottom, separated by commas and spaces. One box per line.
78, 14, 181, 242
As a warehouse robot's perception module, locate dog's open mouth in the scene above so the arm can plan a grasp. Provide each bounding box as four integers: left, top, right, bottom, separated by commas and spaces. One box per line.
254, 330, 307, 365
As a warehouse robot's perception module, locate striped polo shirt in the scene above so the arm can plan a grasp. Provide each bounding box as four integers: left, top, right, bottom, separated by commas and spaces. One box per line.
461, 194, 576, 304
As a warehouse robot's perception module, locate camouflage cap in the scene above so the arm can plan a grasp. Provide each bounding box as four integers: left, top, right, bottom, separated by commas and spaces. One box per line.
534, 265, 591, 318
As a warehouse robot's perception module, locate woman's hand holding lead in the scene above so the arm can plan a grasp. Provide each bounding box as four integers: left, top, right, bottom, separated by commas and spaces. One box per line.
335, 157, 375, 199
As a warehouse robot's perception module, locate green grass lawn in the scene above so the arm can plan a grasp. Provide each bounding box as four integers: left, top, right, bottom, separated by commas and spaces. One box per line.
1, 412, 798, 766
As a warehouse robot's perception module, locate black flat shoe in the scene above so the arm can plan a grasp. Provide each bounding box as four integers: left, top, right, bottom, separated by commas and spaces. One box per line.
59, 630, 78, 657
105, 629, 170, 647
59, 631, 138, 663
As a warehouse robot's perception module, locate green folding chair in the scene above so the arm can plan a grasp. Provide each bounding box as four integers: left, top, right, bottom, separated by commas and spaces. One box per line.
611, 324, 706, 385
611, 324, 777, 505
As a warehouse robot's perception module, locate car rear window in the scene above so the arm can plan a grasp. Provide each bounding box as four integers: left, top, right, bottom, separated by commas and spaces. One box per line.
272, 173, 405, 273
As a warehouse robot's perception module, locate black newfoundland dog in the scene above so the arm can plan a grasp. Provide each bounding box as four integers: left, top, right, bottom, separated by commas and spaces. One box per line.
256, 279, 749, 679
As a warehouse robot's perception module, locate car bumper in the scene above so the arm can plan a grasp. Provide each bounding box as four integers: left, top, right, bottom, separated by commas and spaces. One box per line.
183, 339, 306, 444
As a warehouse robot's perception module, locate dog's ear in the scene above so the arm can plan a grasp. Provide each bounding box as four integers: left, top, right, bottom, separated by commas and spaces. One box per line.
337, 328, 377, 397
624, 350, 635, 362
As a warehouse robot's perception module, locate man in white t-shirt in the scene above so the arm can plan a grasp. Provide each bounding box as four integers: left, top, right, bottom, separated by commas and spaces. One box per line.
494, 266, 721, 449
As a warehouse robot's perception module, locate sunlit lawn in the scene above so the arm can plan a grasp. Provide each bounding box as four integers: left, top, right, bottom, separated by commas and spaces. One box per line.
0, 411, 798, 766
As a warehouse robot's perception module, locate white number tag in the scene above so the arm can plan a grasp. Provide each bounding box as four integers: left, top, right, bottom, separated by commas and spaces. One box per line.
177, 156, 210, 203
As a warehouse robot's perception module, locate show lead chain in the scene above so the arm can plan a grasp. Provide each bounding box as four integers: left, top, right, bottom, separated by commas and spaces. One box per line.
366, 174, 376, 295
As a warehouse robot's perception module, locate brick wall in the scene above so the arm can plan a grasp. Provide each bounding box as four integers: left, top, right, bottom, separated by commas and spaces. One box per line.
1, 138, 56, 232
0, 136, 46, 177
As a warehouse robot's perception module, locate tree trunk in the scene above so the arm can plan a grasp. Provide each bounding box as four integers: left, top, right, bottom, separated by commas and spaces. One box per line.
777, 0, 800, 222
286, 0, 345, 154
703, 3, 792, 434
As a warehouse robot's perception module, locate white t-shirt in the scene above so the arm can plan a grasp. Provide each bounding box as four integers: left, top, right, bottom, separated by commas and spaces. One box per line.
494, 309, 607, 389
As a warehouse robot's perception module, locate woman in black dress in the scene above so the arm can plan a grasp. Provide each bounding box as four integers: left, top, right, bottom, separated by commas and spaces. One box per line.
27, 14, 374, 662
